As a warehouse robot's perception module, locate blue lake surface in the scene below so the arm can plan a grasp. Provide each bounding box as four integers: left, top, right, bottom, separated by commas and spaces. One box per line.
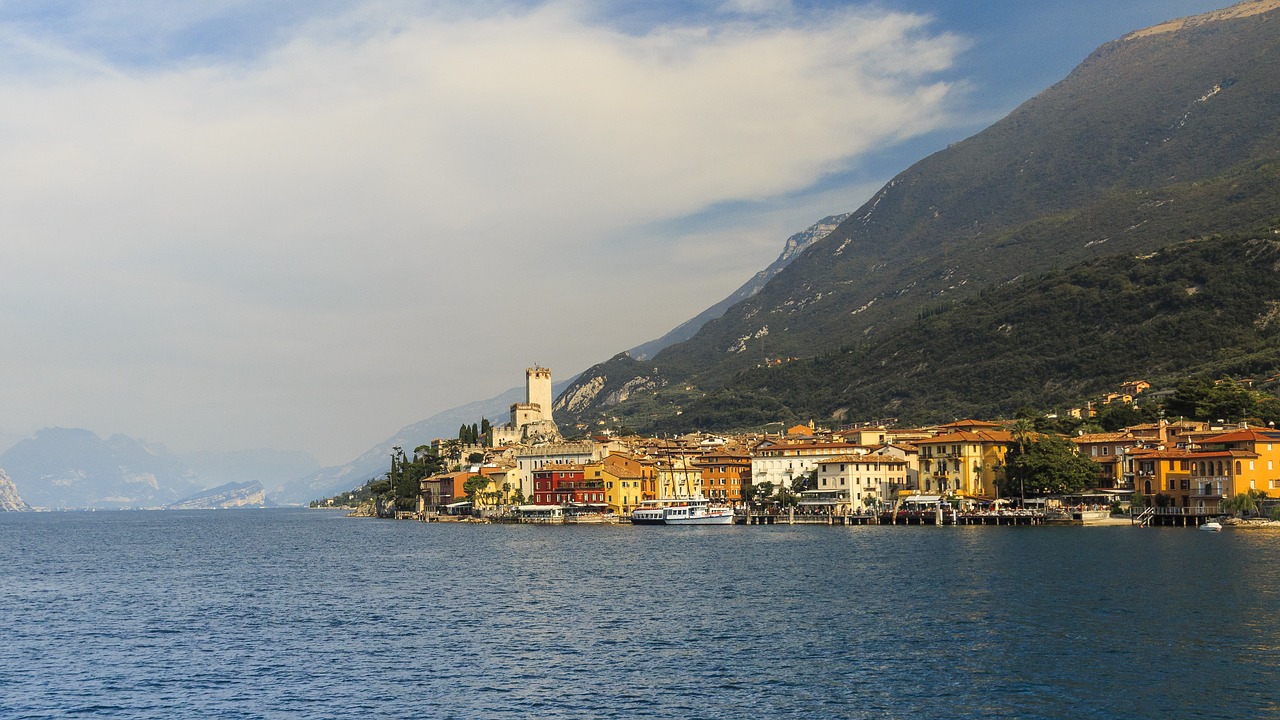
1, 509, 1277, 719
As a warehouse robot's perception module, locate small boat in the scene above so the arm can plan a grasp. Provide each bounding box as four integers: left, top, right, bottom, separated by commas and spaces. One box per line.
630, 496, 734, 525
1199, 521, 1223, 532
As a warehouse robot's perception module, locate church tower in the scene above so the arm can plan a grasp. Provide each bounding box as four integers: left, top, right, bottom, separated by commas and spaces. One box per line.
526, 366, 553, 423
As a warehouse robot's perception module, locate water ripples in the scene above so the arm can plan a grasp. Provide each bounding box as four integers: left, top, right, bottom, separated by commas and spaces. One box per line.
2, 512, 1278, 718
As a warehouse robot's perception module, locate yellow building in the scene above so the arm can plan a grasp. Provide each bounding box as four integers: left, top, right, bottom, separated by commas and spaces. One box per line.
914, 420, 1010, 499
655, 455, 703, 499
1127, 448, 1194, 503
586, 453, 656, 515
1186, 427, 1280, 510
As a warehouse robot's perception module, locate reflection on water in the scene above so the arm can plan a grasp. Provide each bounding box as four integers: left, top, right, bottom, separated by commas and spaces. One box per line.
1, 511, 1278, 719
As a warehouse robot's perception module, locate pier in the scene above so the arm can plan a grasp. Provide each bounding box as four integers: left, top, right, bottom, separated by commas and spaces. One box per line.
739, 509, 1046, 525
1132, 506, 1223, 528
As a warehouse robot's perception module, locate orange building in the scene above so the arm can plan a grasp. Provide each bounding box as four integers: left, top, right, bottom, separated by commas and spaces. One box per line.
1127, 449, 1195, 503
696, 450, 752, 504
1187, 427, 1280, 509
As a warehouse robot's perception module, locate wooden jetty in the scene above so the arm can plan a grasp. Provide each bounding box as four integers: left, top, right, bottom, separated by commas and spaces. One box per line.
739, 509, 1046, 526
1132, 506, 1224, 528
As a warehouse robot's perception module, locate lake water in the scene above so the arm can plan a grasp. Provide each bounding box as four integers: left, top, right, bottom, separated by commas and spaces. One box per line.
1, 509, 1277, 719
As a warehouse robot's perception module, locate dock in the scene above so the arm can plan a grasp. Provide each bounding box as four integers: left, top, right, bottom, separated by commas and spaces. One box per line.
740, 509, 1047, 525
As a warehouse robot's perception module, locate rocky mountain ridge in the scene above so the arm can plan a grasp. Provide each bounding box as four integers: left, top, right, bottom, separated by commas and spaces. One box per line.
0, 468, 27, 511
626, 213, 851, 361
167, 481, 267, 510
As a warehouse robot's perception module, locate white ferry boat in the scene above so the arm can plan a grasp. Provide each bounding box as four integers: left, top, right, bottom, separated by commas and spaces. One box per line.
630, 496, 734, 525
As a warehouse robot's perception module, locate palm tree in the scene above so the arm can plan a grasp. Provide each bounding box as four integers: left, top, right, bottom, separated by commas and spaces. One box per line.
1006, 418, 1036, 503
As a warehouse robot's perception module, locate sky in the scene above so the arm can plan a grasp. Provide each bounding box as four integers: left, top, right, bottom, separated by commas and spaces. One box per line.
0, 0, 1236, 465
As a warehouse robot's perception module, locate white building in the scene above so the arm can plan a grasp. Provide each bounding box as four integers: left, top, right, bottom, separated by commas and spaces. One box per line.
514, 441, 602, 499
750, 440, 869, 491
814, 451, 911, 509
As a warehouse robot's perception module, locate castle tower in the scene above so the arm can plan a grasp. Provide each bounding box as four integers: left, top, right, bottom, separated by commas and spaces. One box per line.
526, 366, 553, 423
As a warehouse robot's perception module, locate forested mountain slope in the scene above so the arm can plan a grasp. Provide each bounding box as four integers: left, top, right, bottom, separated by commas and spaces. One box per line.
556, 1, 1280, 431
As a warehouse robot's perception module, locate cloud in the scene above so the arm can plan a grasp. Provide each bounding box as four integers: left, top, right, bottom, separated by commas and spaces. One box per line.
0, 1, 964, 462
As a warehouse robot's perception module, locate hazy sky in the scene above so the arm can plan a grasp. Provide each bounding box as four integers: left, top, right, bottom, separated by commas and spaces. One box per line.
0, 0, 1233, 464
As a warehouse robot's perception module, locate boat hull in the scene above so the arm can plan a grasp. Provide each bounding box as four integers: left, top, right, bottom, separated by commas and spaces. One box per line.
628, 501, 735, 526
661, 512, 734, 525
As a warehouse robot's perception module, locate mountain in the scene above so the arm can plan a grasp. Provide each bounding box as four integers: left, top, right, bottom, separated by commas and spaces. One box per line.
626, 214, 851, 361
0, 428, 317, 510
183, 449, 318, 495
652, 234, 1280, 431
270, 376, 577, 505
0, 468, 28, 511
555, 0, 1280, 431
167, 481, 268, 510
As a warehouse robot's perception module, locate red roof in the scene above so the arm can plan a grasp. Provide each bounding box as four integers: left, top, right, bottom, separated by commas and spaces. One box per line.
1202, 428, 1280, 444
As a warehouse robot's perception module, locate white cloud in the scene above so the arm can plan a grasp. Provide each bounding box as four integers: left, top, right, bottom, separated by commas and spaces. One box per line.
0, 1, 964, 462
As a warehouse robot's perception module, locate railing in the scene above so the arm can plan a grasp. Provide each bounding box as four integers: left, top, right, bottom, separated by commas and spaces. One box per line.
1135, 507, 1154, 527
1142, 506, 1220, 516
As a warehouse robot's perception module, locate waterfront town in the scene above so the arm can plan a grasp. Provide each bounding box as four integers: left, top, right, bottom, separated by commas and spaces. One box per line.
331, 368, 1280, 527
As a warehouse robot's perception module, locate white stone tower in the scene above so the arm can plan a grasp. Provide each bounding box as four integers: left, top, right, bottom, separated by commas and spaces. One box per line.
526, 366, 553, 423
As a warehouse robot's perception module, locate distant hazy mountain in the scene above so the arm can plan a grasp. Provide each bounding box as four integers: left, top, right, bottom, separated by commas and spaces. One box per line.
627, 214, 851, 361
555, 0, 1280, 430
270, 377, 575, 505
1, 428, 317, 510
168, 481, 268, 510
0, 468, 27, 511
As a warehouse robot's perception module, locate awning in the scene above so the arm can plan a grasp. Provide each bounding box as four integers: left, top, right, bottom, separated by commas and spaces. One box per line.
443, 501, 472, 508
901, 495, 941, 503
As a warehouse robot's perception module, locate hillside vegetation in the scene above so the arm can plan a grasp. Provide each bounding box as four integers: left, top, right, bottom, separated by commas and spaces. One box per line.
642, 233, 1280, 433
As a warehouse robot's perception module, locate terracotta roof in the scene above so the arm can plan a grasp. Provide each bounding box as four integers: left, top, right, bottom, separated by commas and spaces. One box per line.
939, 419, 1002, 429
1126, 448, 1194, 459
1072, 432, 1135, 443
819, 454, 908, 465
918, 430, 1013, 444
1202, 428, 1280, 444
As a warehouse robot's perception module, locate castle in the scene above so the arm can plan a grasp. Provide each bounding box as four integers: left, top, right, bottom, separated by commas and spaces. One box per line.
490, 366, 561, 445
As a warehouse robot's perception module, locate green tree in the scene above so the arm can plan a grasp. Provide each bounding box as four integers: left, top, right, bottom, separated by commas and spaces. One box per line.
463, 475, 489, 505
999, 435, 1099, 497
755, 481, 776, 505
1004, 418, 1037, 500
1202, 378, 1255, 423
1223, 492, 1256, 517
1164, 377, 1214, 419
1096, 403, 1147, 432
